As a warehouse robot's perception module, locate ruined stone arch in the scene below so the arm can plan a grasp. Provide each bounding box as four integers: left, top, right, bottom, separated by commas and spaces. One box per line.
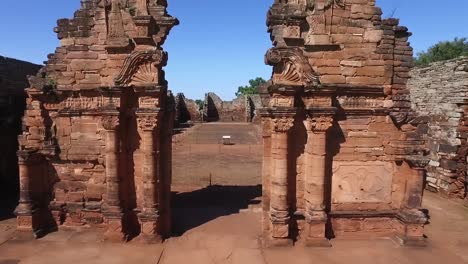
14, 0, 428, 246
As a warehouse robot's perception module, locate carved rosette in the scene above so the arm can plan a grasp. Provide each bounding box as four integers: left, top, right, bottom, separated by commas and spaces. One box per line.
101, 116, 120, 131
137, 115, 159, 132
273, 117, 295, 133
305, 116, 333, 133
265, 47, 319, 87
114, 49, 166, 87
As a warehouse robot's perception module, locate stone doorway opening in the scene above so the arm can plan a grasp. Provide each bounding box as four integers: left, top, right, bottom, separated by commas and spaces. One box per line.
0, 91, 25, 222
171, 122, 263, 235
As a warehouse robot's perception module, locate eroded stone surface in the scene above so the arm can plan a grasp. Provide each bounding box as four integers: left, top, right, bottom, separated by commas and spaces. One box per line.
15, 0, 178, 241
261, 0, 428, 245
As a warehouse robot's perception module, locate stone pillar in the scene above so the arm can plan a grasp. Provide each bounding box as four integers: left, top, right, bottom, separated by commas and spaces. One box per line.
269, 115, 294, 245
261, 117, 273, 237
15, 150, 39, 233
135, 112, 161, 243
101, 114, 125, 242
396, 158, 429, 246
303, 115, 333, 247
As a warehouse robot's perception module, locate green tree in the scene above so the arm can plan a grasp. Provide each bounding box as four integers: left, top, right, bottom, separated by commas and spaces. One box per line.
235, 77, 267, 97
415, 37, 468, 66
194, 99, 204, 110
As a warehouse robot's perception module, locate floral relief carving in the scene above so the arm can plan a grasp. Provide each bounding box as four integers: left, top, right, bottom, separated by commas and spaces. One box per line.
101, 115, 120, 131
137, 115, 158, 131
273, 117, 295, 133
305, 116, 333, 132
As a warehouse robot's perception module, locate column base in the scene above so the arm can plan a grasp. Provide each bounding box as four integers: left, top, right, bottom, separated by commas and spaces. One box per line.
393, 234, 427, 247
395, 209, 427, 247
15, 204, 42, 238
134, 212, 162, 244
304, 211, 330, 247
103, 213, 126, 243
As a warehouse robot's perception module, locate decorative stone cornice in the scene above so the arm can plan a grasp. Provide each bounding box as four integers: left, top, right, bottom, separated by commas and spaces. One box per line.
304, 116, 333, 132
273, 116, 295, 133
101, 115, 120, 131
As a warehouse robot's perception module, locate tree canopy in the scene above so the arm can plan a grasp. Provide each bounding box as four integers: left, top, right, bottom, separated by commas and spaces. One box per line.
235, 77, 267, 97
414, 37, 468, 66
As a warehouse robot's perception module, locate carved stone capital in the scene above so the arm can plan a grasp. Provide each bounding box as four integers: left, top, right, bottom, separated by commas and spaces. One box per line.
305, 116, 333, 133
137, 114, 159, 132
273, 116, 294, 133
101, 115, 120, 131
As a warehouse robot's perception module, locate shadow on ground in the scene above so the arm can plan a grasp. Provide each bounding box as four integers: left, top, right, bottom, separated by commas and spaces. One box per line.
171, 185, 261, 236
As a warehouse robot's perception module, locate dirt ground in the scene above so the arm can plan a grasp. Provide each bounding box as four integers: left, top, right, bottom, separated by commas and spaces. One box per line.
0, 123, 467, 263
0, 192, 467, 264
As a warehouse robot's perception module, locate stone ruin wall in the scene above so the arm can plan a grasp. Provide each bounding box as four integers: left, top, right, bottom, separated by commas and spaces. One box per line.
408, 57, 468, 200
262, 0, 428, 246
16, 0, 178, 242
0, 56, 41, 200
174, 93, 201, 125
174, 92, 262, 124
204, 92, 249, 122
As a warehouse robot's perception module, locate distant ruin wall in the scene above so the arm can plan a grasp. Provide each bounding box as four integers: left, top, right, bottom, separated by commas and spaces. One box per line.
0, 56, 41, 199
174, 92, 263, 124
175, 93, 202, 124
408, 57, 468, 199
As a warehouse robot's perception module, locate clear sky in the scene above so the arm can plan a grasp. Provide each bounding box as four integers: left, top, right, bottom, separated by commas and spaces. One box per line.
0, 1, 467, 100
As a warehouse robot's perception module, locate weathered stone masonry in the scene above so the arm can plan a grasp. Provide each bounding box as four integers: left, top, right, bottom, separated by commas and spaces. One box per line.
261, 0, 428, 246
16, 0, 178, 242
15, 0, 430, 246
408, 57, 468, 200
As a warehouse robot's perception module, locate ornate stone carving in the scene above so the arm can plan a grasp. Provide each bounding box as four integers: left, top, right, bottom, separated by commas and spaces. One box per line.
114, 49, 165, 87
101, 115, 120, 131
139, 96, 160, 109
273, 117, 294, 133
136, 0, 149, 16
265, 47, 319, 87
137, 115, 158, 131
305, 116, 333, 132
107, 0, 129, 47
270, 95, 294, 108
332, 161, 394, 204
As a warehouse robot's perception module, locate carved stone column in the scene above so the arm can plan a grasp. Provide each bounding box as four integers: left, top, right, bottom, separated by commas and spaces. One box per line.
101, 114, 125, 242
261, 116, 273, 236
269, 115, 294, 244
135, 112, 161, 243
396, 158, 429, 246
303, 115, 333, 247
15, 150, 39, 233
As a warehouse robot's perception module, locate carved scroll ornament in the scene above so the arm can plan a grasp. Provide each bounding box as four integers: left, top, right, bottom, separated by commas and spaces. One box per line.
266, 47, 319, 87
114, 49, 166, 87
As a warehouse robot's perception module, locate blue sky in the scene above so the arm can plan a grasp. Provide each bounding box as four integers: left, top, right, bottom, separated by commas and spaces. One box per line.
0, 1, 467, 100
